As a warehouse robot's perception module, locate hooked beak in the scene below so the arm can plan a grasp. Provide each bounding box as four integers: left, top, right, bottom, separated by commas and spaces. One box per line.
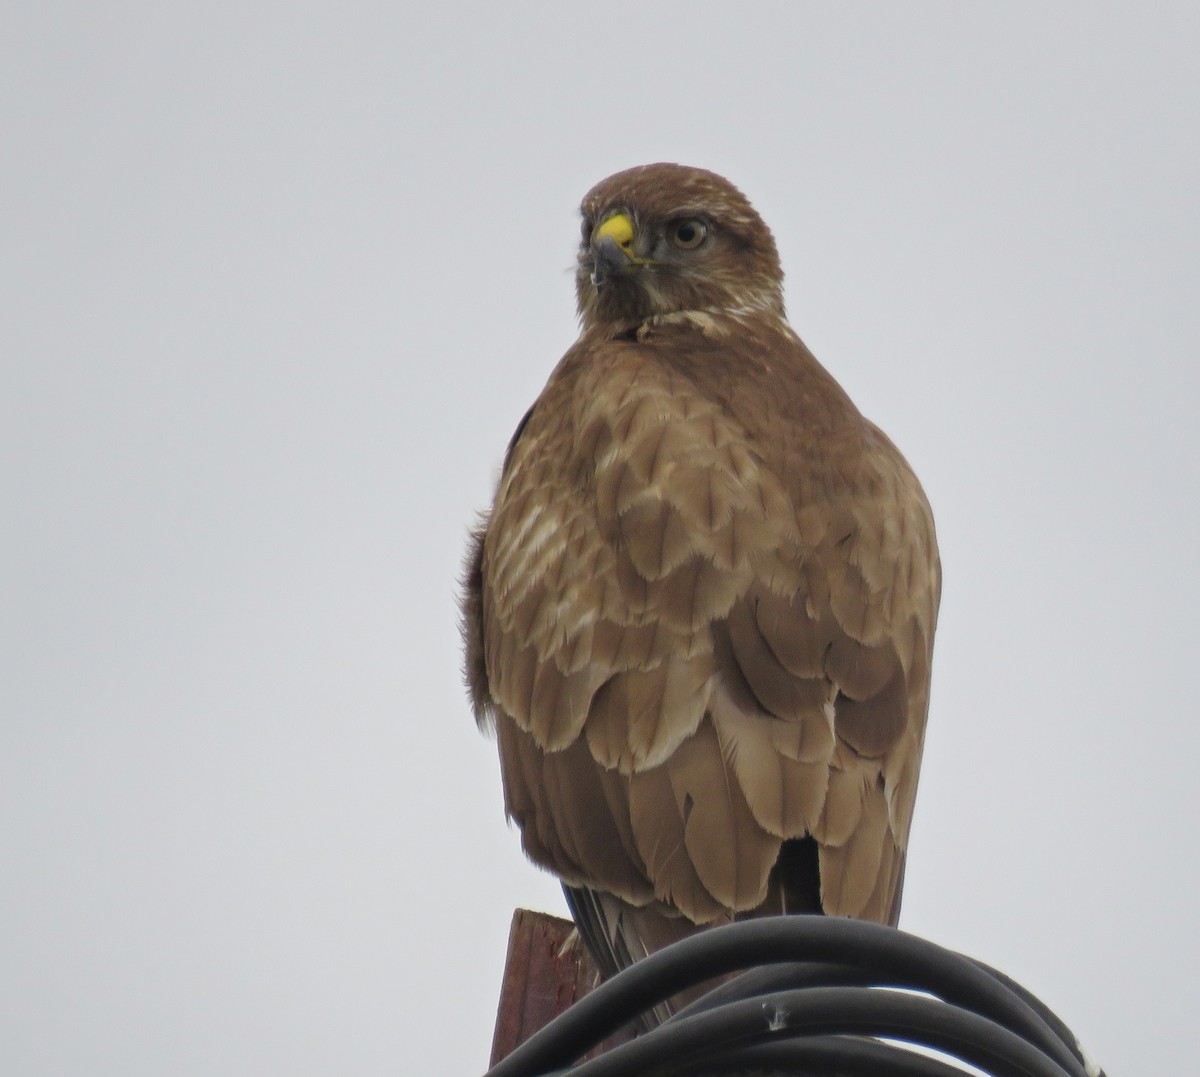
590, 235, 632, 288
587, 211, 648, 287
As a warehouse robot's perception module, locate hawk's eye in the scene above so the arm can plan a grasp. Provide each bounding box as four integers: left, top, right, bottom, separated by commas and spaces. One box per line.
669, 218, 707, 250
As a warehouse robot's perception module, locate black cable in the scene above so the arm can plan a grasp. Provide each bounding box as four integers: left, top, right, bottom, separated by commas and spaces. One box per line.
695, 1035, 985, 1077
676, 1036, 984, 1074
483, 918, 1096, 1077
552, 987, 1076, 1077
669, 957, 1101, 1075
969, 958, 1099, 1076
677, 1035, 986, 1077
679, 955, 1099, 1077
668, 961, 876, 1021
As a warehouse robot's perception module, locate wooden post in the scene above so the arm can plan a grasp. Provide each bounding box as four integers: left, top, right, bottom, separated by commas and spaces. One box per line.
489, 908, 636, 1068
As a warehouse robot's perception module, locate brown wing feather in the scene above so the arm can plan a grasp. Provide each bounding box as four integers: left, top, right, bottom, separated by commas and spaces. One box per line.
464, 309, 938, 985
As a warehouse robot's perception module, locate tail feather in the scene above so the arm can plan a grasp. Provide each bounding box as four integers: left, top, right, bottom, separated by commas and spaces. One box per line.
562, 835, 828, 1028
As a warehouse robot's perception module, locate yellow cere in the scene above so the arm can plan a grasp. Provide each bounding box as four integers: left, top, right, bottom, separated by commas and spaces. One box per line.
594, 212, 635, 249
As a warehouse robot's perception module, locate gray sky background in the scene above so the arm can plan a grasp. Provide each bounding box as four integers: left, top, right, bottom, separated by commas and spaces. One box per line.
3, 4, 1197, 1074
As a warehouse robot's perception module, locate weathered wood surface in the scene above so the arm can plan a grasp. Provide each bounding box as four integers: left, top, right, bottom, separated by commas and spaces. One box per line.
489, 908, 636, 1068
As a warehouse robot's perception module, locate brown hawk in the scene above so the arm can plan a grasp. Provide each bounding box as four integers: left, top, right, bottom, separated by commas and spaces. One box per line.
462, 163, 940, 1003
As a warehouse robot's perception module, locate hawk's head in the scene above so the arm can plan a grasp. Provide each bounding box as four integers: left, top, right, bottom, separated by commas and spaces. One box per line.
575, 163, 785, 333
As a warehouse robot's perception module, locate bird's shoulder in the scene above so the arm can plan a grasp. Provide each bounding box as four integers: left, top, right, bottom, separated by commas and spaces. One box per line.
505, 312, 921, 527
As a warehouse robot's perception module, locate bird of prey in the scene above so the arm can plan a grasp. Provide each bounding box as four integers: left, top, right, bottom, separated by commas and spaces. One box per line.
462, 163, 940, 1000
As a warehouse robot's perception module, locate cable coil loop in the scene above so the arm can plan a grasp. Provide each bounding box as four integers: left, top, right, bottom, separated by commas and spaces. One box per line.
484, 918, 1104, 1077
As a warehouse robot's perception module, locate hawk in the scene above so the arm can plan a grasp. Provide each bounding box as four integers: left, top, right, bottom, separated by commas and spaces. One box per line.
462, 163, 939, 1003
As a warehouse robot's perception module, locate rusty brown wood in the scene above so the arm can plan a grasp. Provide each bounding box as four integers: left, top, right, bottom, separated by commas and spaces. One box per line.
489, 908, 636, 1068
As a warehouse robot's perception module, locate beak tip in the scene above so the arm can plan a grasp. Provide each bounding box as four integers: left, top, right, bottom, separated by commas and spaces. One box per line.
588, 235, 632, 288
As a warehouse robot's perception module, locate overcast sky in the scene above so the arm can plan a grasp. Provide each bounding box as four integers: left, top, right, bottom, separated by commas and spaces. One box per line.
3, 4, 1197, 1074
